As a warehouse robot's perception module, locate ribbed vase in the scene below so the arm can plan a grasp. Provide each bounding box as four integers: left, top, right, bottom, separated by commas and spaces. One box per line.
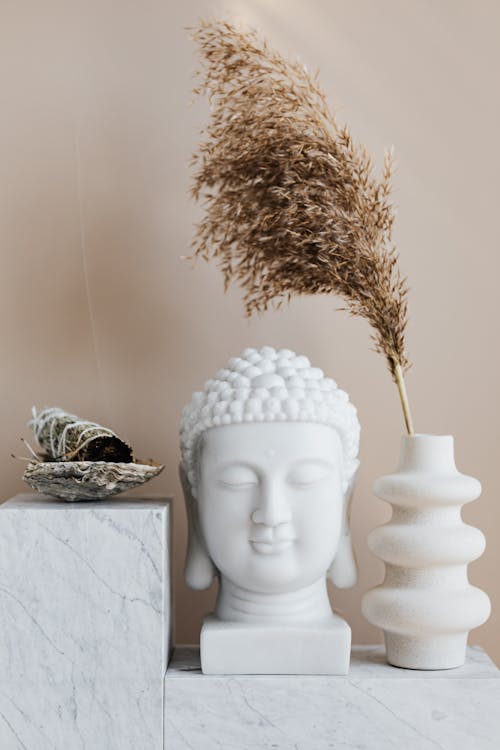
362, 434, 491, 669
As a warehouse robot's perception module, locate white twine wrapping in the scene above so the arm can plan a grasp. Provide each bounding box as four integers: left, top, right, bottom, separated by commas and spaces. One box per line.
29, 407, 118, 461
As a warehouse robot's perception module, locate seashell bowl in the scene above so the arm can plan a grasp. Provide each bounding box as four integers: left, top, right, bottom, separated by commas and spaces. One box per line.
23, 459, 164, 502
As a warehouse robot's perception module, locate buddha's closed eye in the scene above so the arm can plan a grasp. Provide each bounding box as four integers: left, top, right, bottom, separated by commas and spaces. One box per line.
216, 466, 259, 489
286, 462, 333, 487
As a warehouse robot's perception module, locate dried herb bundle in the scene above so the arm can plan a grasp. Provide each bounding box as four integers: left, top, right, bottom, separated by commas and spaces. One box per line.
190, 20, 414, 433
29, 407, 133, 462
19, 407, 164, 502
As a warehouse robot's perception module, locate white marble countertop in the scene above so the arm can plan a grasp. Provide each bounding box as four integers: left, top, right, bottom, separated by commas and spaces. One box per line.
1, 492, 171, 510
168, 644, 498, 679
164, 646, 500, 750
0, 493, 172, 750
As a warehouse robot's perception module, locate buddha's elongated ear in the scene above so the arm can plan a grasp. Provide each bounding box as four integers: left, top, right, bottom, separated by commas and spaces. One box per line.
327, 468, 358, 589
180, 463, 216, 590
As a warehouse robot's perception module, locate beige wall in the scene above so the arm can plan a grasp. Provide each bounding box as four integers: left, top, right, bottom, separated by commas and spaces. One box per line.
1, 0, 498, 663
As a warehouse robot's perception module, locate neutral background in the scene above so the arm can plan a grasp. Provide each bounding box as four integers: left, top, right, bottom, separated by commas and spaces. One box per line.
1, 0, 498, 663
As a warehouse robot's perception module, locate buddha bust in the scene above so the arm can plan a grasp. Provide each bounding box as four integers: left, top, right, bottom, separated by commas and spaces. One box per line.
180, 347, 360, 674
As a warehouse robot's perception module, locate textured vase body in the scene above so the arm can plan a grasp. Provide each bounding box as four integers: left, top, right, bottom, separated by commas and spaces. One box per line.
362, 434, 491, 669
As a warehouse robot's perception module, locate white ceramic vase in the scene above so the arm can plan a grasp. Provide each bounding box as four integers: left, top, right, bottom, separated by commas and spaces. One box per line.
362, 434, 491, 670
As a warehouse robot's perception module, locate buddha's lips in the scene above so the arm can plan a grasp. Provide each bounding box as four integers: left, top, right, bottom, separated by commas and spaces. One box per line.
249, 526, 297, 554
249, 524, 296, 545
249, 535, 296, 544
250, 539, 295, 555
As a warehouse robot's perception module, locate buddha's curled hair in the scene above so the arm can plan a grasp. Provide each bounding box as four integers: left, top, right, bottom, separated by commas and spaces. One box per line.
179, 346, 360, 496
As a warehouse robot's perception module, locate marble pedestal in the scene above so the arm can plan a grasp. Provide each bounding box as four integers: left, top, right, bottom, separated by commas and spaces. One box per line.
201, 613, 351, 674
0, 493, 171, 750
165, 646, 500, 750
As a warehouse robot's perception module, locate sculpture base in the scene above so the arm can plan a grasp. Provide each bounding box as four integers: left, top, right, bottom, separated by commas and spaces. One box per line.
200, 613, 351, 674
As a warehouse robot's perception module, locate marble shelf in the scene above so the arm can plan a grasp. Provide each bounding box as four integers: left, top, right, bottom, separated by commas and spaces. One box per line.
0, 493, 172, 750
1, 494, 498, 750
165, 645, 500, 750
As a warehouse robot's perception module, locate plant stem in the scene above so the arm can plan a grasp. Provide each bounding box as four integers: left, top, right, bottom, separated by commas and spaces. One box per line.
394, 362, 414, 435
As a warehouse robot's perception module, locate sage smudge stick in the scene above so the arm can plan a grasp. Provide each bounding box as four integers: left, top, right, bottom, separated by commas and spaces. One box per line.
29, 407, 133, 463
190, 20, 414, 434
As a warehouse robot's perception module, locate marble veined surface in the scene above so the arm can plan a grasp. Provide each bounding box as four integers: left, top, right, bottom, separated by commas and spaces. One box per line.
0, 494, 172, 750
165, 646, 500, 750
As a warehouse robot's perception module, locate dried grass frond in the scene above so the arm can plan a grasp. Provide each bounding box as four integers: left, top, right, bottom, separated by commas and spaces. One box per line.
190, 20, 413, 432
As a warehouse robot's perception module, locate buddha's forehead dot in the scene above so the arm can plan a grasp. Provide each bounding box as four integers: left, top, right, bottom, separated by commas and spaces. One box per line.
264, 448, 277, 459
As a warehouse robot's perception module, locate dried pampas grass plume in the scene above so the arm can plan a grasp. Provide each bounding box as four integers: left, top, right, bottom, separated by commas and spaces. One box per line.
189, 19, 414, 434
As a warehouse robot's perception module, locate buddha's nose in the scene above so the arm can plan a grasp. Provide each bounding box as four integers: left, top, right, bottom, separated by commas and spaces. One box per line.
251, 479, 292, 527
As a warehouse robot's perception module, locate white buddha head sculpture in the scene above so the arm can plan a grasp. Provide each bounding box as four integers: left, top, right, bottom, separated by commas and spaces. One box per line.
180, 347, 360, 624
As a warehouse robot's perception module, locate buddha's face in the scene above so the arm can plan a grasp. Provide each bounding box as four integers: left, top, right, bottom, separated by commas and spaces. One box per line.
197, 421, 345, 594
